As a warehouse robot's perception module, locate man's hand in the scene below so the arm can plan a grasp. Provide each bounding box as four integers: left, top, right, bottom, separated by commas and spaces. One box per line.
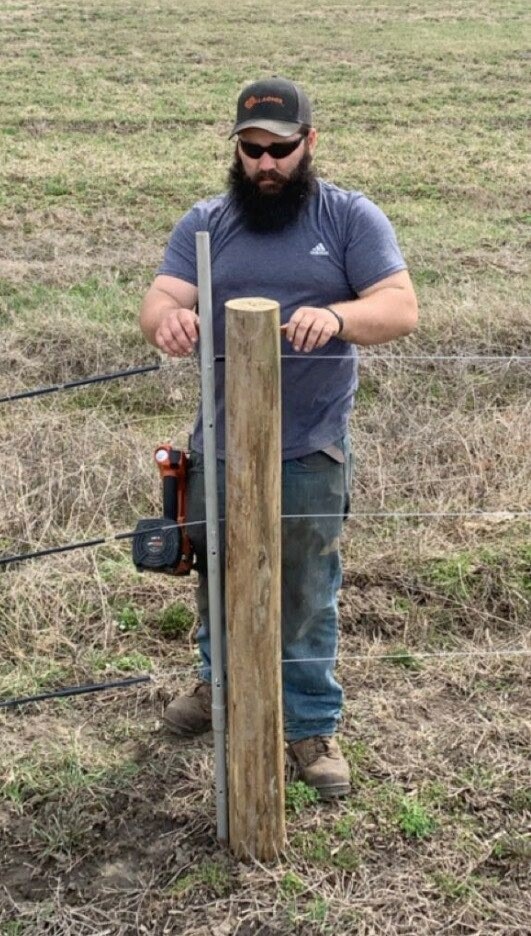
154, 307, 200, 357
140, 276, 199, 354
283, 306, 341, 353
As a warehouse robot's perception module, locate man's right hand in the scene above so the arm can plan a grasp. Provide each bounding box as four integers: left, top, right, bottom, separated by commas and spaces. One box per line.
154, 308, 200, 357
140, 276, 200, 355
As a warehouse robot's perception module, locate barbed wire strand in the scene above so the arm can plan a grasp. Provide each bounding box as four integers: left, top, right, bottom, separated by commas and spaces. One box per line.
2, 645, 529, 710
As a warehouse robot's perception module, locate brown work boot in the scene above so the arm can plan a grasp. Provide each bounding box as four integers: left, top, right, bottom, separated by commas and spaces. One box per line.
287, 736, 351, 800
163, 681, 212, 736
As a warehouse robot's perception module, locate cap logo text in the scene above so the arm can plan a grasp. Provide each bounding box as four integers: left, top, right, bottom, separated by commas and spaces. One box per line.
244, 95, 284, 110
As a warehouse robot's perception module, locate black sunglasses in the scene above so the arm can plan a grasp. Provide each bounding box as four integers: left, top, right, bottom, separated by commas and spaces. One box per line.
238, 135, 306, 160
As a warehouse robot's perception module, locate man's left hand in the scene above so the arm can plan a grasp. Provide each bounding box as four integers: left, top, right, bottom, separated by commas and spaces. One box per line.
282, 306, 341, 353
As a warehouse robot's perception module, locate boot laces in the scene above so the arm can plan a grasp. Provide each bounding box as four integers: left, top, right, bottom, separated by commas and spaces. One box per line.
292, 736, 337, 766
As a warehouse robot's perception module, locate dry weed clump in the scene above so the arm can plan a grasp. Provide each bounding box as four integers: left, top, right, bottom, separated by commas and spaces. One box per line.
0, 305, 153, 389
0, 411, 153, 542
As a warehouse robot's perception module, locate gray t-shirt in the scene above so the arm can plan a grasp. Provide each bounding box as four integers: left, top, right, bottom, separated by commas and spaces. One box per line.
158, 179, 406, 459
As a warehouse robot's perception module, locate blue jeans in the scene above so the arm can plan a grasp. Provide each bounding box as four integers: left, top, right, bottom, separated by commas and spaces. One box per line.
186, 436, 352, 741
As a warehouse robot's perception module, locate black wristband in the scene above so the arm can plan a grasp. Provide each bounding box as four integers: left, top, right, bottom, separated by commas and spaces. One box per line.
324, 306, 344, 335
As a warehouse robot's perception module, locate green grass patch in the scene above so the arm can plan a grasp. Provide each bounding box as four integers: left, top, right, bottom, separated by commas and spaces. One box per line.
386, 647, 423, 671
114, 603, 143, 633
424, 553, 476, 600
169, 860, 231, 898
491, 834, 531, 863
285, 780, 319, 815
2, 744, 139, 812
280, 870, 306, 898
421, 544, 531, 604
89, 650, 152, 673
291, 823, 361, 872
397, 797, 437, 840
509, 787, 531, 814
157, 602, 195, 638
432, 871, 483, 901
0, 661, 71, 701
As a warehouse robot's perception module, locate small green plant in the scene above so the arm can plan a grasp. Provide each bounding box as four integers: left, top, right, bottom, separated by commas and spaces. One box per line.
90, 650, 152, 673
170, 861, 231, 898
340, 739, 367, 783
333, 813, 357, 838
196, 861, 231, 896
305, 829, 330, 863
386, 647, 422, 671
33, 810, 92, 859
158, 602, 195, 638
2, 747, 139, 813
112, 652, 152, 673
458, 764, 494, 791
393, 596, 413, 613
44, 177, 70, 197
518, 545, 531, 592
1, 922, 25, 935
432, 871, 476, 900
0, 661, 70, 701
424, 553, 475, 600
305, 895, 329, 924
293, 821, 361, 878
280, 870, 306, 898
491, 835, 531, 862
421, 781, 448, 806
415, 267, 442, 286
434, 870, 500, 900
509, 786, 531, 813
285, 780, 319, 814
397, 798, 436, 839
332, 843, 360, 871
115, 604, 143, 632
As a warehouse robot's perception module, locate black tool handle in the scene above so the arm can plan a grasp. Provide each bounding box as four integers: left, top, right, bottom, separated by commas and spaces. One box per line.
162, 475, 178, 520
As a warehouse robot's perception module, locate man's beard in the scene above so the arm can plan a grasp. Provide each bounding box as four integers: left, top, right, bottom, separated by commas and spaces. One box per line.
228, 149, 317, 233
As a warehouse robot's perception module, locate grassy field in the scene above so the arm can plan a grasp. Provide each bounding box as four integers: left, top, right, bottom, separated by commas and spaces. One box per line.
1, 0, 530, 933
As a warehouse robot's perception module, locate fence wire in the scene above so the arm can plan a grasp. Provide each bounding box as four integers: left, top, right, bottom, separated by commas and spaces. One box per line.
2, 509, 530, 569
1, 352, 530, 405
1, 347, 530, 713
2, 645, 529, 710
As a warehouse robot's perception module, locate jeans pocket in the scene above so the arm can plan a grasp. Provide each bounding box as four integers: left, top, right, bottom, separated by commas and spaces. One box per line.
189, 451, 205, 472
291, 450, 341, 472
343, 444, 354, 519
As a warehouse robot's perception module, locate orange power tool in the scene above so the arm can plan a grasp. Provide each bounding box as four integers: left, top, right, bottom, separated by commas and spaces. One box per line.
132, 446, 194, 575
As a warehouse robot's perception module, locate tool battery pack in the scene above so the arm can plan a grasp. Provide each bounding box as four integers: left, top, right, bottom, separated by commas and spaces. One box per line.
132, 518, 185, 575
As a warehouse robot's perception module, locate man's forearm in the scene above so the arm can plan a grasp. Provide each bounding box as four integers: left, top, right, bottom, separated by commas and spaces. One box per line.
140, 287, 181, 347
333, 287, 418, 346
140, 280, 200, 357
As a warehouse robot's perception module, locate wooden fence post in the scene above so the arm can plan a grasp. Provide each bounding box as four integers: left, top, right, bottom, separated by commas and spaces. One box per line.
225, 297, 286, 860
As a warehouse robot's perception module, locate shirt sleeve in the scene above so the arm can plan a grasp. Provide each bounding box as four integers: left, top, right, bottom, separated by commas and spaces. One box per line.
344, 195, 407, 294
157, 203, 207, 285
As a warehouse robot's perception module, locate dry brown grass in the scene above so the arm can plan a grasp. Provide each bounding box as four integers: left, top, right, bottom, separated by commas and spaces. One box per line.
1, 0, 530, 933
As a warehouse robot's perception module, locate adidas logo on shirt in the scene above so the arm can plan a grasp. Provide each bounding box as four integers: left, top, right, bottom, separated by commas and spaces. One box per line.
309, 242, 330, 256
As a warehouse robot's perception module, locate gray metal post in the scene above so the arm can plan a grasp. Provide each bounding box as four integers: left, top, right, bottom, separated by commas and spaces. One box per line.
196, 231, 228, 844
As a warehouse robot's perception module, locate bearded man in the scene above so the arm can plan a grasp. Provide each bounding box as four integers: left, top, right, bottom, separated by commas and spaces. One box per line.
140, 77, 418, 799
